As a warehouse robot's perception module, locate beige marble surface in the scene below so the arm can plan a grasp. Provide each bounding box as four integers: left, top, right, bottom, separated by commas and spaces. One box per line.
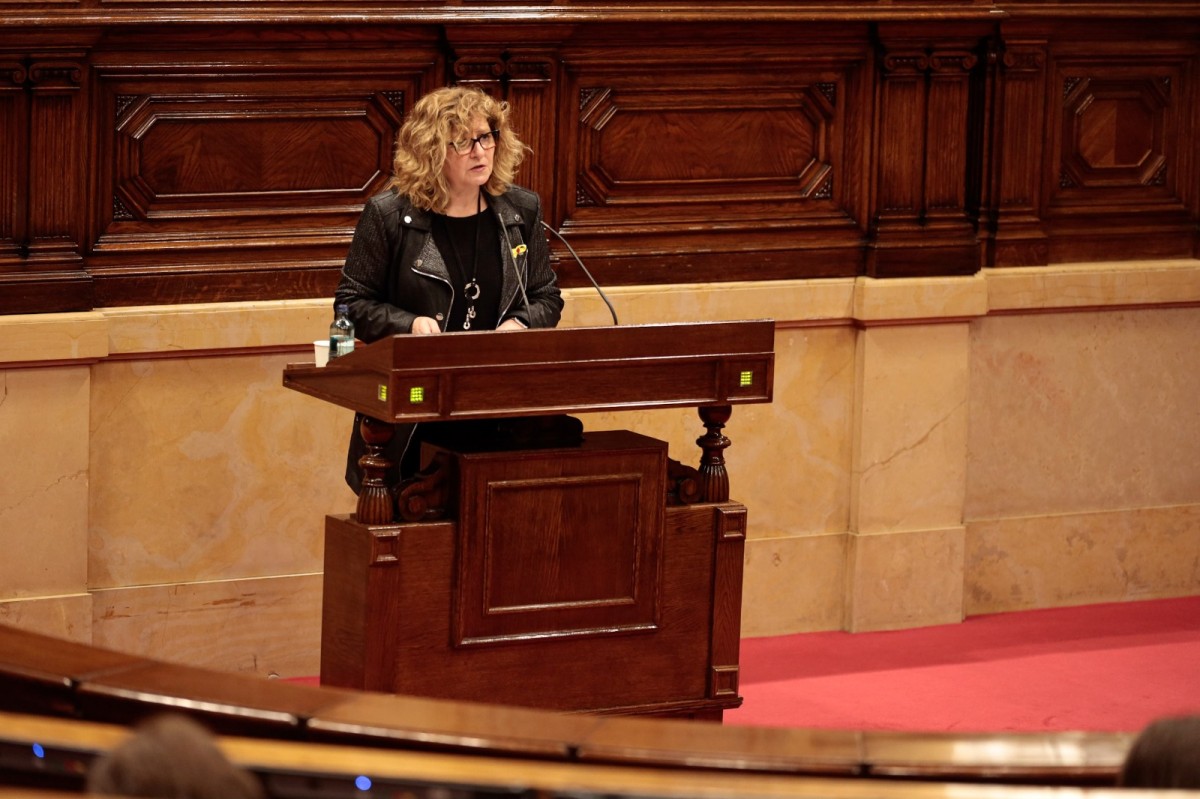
2, 260, 1198, 668
91, 574, 322, 676
852, 323, 970, 535
986, 259, 1200, 312
0, 366, 91, 599
0, 594, 93, 643
966, 504, 1200, 614
103, 299, 334, 355
967, 306, 1200, 519
0, 313, 108, 365
847, 526, 966, 632
742, 532, 848, 636
88, 352, 354, 588
561, 279, 856, 328
853, 273, 987, 323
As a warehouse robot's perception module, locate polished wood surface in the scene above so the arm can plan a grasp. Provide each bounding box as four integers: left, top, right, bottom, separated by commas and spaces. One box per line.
283, 321, 776, 424
861, 730, 1135, 784
320, 462, 748, 719
0, 625, 150, 718
301, 321, 771, 717
2, 6, 1197, 312
285, 320, 774, 524
0, 625, 1138, 785
0, 709, 1154, 799
74, 661, 361, 738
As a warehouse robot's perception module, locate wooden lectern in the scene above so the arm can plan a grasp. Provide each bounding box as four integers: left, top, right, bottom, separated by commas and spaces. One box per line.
283, 320, 774, 720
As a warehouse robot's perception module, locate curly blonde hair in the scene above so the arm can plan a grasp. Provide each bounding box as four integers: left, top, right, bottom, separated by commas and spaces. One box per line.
389, 86, 527, 213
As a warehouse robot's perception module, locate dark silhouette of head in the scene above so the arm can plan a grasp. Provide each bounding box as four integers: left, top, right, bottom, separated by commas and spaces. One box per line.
1119, 715, 1200, 789
87, 713, 263, 799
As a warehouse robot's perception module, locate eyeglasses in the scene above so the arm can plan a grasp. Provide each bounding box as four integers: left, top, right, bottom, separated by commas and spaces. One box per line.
449, 129, 499, 155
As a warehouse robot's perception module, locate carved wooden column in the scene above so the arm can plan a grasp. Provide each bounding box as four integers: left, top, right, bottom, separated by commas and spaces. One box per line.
868, 26, 987, 277
987, 34, 1049, 266
355, 415, 397, 525
0, 49, 92, 312
871, 44, 927, 258
26, 57, 86, 266
925, 47, 979, 247
0, 58, 27, 265
697, 405, 732, 503
444, 26, 569, 208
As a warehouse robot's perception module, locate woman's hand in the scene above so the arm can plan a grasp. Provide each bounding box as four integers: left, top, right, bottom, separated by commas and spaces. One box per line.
410, 316, 441, 335
497, 318, 528, 331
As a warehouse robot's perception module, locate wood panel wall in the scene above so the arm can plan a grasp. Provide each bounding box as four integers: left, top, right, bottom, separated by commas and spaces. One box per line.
1, 2, 1198, 314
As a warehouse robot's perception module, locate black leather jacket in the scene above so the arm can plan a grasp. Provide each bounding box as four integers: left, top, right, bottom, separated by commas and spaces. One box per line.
333, 185, 564, 494
334, 186, 563, 339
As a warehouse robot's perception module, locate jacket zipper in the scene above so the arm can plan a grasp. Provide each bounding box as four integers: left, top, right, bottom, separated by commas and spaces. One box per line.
404, 240, 454, 471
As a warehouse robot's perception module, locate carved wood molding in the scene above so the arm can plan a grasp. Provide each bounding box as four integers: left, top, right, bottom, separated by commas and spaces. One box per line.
0, 62, 27, 86
1, 16, 1198, 309
28, 62, 83, 89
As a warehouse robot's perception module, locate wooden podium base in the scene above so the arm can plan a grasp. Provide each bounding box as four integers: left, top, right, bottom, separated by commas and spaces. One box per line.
320, 430, 746, 720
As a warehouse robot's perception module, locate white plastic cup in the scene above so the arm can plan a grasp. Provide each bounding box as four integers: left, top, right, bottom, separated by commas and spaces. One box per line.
313, 340, 330, 367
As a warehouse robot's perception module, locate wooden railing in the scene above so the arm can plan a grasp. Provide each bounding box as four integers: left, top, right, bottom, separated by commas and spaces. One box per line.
0, 710, 1166, 799
0, 623, 1134, 791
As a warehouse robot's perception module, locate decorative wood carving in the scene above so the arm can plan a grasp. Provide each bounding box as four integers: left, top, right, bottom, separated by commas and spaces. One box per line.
0, 60, 28, 262
1041, 31, 1196, 263
450, 433, 666, 648
1059, 77, 1169, 190
558, 25, 870, 284
988, 37, 1050, 266
868, 26, 988, 277
356, 414, 398, 525
79, 31, 442, 306
667, 457, 703, 506
697, 405, 732, 503
26, 58, 84, 259
1, 11, 1197, 311
395, 450, 453, 523
709, 504, 747, 700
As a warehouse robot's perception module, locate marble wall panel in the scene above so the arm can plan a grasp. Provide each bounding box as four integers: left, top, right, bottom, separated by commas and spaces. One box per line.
966, 306, 1200, 520
0, 312, 108, 365
985, 259, 1200, 313
561, 280, 856, 329
852, 323, 970, 534
0, 594, 93, 643
88, 352, 355, 589
742, 532, 848, 636
6, 265, 1199, 660
0, 366, 90, 599
966, 504, 1200, 614
847, 526, 966, 632
91, 574, 322, 677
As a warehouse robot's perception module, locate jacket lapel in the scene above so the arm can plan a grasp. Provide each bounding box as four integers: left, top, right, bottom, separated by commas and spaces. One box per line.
488, 193, 526, 317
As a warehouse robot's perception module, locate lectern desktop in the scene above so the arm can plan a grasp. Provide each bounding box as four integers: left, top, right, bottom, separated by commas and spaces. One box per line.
284, 320, 775, 720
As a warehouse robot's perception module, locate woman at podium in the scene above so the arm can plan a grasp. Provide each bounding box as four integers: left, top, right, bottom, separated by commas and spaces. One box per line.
334, 85, 564, 492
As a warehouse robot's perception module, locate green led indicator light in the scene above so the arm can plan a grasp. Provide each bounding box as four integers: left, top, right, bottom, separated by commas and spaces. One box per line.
739, 371, 753, 387
409, 386, 425, 404
377, 385, 387, 401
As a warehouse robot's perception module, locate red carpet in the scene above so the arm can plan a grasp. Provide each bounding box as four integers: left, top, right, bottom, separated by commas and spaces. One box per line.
726, 596, 1200, 733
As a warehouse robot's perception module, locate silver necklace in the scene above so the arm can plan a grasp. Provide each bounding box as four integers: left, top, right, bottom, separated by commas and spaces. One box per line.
444, 191, 483, 330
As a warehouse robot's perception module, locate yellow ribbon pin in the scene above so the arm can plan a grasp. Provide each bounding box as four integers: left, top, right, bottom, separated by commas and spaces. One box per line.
511, 243, 527, 259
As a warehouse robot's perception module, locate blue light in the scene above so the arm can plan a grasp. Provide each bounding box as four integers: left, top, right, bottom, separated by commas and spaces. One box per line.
32, 744, 45, 759
354, 775, 372, 791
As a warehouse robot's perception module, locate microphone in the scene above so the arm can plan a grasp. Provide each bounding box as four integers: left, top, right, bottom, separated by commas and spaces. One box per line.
540, 220, 619, 326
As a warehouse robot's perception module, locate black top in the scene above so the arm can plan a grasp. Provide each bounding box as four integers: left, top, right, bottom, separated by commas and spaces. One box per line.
431, 206, 502, 332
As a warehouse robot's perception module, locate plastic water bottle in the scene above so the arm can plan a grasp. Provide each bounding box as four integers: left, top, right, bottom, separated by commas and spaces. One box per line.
329, 304, 355, 359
